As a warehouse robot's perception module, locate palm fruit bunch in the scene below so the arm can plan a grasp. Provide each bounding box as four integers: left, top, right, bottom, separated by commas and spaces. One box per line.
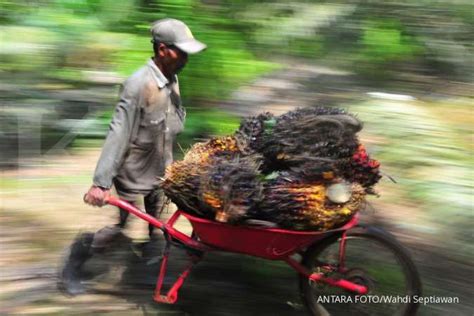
258, 174, 366, 230
238, 107, 362, 174
234, 112, 275, 154
161, 159, 203, 215
199, 156, 263, 223
162, 106, 382, 231
339, 144, 382, 191
161, 136, 241, 216
181, 136, 241, 165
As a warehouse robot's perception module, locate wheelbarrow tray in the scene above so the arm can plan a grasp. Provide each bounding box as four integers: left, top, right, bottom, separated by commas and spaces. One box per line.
180, 211, 358, 260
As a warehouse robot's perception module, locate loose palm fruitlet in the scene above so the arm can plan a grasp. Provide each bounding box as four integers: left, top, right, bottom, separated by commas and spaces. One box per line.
200, 156, 263, 223
161, 136, 242, 216
258, 174, 366, 231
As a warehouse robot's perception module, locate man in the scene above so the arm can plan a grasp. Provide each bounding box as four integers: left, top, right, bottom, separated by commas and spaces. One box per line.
60, 18, 206, 295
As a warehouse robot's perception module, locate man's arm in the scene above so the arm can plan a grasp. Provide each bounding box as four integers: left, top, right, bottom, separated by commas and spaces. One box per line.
163, 137, 174, 169
85, 81, 139, 206
163, 80, 184, 168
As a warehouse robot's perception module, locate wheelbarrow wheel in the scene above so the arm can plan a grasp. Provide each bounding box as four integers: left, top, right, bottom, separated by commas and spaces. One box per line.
299, 226, 422, 316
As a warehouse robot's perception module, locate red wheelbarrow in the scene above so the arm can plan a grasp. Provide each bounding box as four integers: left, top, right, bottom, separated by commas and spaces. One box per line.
104, 196, 421, 315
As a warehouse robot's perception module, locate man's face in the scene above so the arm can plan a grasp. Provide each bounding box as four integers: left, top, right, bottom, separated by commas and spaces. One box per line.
159, 44, 188, 76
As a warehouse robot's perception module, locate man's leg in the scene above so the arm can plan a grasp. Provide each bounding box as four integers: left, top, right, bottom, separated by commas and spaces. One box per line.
60, 195, 136, 296
118, 208, 130, 228
59, 232, 94, 296
113, 182, 137, 229
92, 192, 136, 246
60, 216, 130, 296
144, 189, 165, 238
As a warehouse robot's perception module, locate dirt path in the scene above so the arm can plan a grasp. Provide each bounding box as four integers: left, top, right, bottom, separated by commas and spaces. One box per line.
1, 63, 472, 315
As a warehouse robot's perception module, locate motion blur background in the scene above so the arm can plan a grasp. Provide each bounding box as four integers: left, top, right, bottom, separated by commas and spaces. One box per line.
1, 0, 472, 315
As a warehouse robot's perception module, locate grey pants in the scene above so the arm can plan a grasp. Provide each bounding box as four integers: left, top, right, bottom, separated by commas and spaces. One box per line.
91, 189, 164, 249
118, 189, 164, 234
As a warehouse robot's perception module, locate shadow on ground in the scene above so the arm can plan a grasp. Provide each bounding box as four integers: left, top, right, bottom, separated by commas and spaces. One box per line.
71, 233, 306, 316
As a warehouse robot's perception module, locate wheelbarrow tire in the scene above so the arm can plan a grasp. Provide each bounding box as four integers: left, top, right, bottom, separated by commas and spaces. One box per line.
299, 226, 422, 316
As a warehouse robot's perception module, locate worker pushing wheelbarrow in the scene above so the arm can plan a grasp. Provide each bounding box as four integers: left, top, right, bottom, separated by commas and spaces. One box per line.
59, 18, 421, 315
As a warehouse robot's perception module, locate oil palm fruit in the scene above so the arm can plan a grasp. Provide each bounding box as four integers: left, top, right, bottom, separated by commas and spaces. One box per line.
258, 107, 361, 174
163, 107, 380, 231
200, 156, 263, 223
161, 136, 242, 215
338, 144, 382, 190
259, 174, 366, 230
234, 112, 275, 154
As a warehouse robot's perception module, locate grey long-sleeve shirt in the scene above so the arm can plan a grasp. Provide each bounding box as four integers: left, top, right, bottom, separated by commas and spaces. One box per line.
93, 59, 185, 199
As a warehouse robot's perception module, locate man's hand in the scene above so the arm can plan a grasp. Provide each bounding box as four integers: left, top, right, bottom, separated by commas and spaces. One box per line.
84, 185, 110, 207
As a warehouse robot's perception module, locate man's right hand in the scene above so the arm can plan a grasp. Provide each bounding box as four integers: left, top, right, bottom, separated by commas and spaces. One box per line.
84, 185, 110, 207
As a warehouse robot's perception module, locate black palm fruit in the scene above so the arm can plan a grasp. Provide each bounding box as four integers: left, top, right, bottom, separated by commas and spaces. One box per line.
235, 112, 275, 154
200, 156, 263, 223
258, 107, 361, 175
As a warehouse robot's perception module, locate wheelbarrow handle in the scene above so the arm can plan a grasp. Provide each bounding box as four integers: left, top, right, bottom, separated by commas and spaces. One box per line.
104, 195, 133, 210
101, 195, 167, 232
82, 193, 165, 231
102, 195, 211, 252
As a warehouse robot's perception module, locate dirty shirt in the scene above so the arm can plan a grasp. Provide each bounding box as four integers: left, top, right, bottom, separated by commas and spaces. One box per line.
92, 59, 185, 200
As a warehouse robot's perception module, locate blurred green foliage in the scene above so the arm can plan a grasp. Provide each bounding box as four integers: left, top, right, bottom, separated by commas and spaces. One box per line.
0, 0, 278, 101
355, 20, 423, 78
1, 0, 472, 152
360, 20, 420, 60
2, 0, 472, 87
236, 1, 473, 80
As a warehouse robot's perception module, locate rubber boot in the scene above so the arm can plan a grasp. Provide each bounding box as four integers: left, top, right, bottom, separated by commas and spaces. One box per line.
58, 232, 94, 296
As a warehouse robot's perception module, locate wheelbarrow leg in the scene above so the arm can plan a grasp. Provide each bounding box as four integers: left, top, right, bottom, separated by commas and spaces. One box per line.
153, 241, 202, 304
